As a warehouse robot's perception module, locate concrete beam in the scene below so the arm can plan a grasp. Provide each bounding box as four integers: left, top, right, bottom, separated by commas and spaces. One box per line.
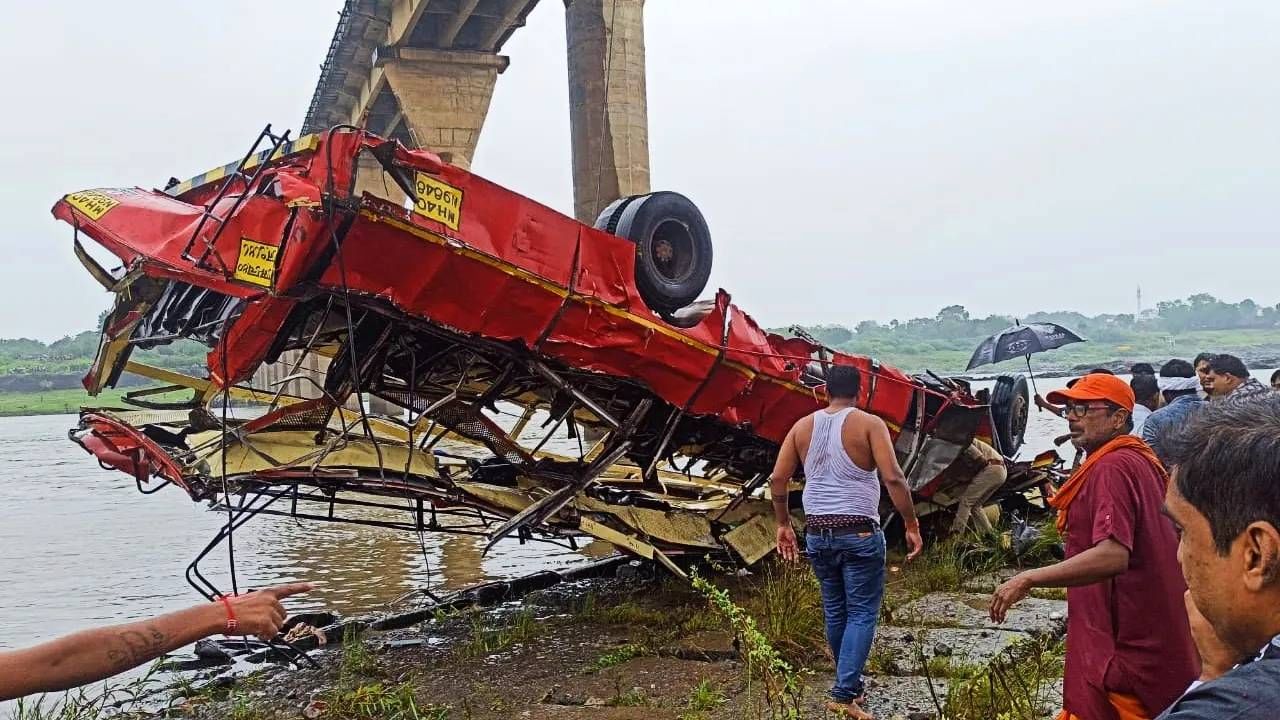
565, 0, 650, 223
387, 0, 433, 46
345, 66, 388, 128
438, 0, 481, 47
481, 0, 535, 51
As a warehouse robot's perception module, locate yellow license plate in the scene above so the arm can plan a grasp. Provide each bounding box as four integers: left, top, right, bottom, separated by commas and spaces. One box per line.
233, 238, 278, 288
413, 173, 463, 230
65, 190, 121, 220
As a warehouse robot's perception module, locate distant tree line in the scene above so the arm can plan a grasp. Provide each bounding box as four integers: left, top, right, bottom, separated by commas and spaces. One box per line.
791, 293, 1280, 359
0, 331, 207, 376
1, 293, 1276, 379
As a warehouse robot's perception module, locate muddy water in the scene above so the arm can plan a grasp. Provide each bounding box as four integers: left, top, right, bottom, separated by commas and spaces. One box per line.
0, 370, 1273, 657
0, 414, 583, 656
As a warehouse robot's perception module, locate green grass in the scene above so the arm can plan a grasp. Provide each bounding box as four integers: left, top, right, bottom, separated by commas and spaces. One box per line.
320, 682, 445, 720
578, 595, 679, 627
865, 643, 903, 676
342, 626, 379, 679
0, 386, 199, 417
607, 687, 650, 708
9, 662, 166, 720
457, 607, 543, 658
0, 387, 133, 417
228, 691, 268, 720
691, 571, 805, 720
591, 643, 645, 671
925, 655, 983, 680
742, 561, 826, 665
944, 637, 1065, 720
841, 328, 1280, 375
685, 680, 728, 712
886, 537, 1011, 611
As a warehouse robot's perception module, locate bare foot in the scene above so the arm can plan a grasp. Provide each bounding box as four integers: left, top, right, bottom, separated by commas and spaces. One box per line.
825, 698, 874, 719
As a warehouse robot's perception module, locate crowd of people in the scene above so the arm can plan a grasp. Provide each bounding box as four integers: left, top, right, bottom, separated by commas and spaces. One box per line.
773, 355, 1279, 719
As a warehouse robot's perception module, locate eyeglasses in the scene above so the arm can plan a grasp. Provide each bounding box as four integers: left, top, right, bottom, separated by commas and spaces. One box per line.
1063, 402, 1113, 419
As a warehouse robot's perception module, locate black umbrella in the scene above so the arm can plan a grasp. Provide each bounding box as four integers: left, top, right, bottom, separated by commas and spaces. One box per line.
966, 322, 1086, 394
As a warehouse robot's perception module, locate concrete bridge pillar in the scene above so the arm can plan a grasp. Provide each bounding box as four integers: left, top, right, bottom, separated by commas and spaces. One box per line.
353, 155, 408, 206
379, 48, 509, 170
565, 0, 650, 223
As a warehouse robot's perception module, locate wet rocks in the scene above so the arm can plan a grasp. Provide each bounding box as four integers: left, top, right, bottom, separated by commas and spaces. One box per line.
871, 626, 1029, 676
893, 592, 1067, 637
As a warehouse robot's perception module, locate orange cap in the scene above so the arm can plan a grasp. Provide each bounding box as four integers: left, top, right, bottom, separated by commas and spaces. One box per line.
1046, 373, 1135, 412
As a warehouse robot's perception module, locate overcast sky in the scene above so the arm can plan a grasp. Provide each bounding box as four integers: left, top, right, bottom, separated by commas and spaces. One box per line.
2, 0, 1277, 341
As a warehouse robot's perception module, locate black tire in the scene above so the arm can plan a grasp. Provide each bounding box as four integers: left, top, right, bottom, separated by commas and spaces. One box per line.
990, 374, 1030, 456
594, 195, 641, 235
598, 192, 713, 314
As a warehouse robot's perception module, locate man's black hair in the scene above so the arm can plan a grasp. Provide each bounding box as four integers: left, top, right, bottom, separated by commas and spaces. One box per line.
1159, 359, 1195, 378
1272, 369, 1280, 385
1067, 368, 1115, 389
1208, 354, 1250, 380
1130, 363, 1155, 375
1193, 352, 1214, 367
826, 365, 861, 400
1131, 374, 1160, 404
1164, 394, 1280, 554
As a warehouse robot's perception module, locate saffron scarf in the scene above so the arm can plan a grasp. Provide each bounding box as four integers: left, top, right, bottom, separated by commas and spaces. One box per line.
1056, 692, 1150, 720
1047, 435, 1167, 533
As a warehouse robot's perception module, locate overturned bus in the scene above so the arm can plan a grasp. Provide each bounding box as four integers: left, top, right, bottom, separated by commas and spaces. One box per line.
53, 126, 1031, 594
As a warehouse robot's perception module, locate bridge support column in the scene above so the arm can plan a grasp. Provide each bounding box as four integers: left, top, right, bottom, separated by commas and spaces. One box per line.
353, 155, 408, 205
380, 48, 509, 169
565, 0, 650, 224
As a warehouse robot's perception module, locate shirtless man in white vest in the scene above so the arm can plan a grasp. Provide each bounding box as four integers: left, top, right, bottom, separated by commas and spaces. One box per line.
771, 365, 922, 718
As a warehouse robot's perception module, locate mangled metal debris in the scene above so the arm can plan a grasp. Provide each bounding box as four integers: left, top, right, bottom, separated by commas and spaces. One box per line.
53, 125, 1033, 597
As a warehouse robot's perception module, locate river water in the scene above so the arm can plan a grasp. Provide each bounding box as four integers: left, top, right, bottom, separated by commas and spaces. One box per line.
0, 370, 1273, 669
0, 414, 583, 656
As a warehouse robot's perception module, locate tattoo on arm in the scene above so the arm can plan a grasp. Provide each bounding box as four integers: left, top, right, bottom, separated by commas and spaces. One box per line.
105, 626, 168, 672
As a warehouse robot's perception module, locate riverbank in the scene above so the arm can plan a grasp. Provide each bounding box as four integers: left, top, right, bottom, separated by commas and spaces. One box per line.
0, 387, 137, 417
0, 386, 205, 417
19, 535, 1067, 720
852, 329, 1280, 377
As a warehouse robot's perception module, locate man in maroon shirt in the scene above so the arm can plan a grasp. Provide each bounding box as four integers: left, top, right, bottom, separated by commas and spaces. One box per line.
989, 374, 1198, 719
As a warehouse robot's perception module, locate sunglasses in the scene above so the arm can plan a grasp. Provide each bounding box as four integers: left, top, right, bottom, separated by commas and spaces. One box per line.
1063, 402, 1115, 419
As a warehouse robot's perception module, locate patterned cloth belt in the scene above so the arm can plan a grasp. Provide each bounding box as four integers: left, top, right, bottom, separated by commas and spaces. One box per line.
805, 514, 878, 530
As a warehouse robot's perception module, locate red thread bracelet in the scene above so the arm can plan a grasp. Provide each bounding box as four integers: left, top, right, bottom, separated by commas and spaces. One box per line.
219, 595, 239, 633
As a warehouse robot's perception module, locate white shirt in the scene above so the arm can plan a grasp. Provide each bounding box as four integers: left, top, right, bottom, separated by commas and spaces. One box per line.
1132, 404, 1153, 436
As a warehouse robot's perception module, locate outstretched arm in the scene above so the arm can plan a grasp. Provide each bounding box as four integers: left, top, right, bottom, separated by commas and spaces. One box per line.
870, 419, 922, 559
990, 540, 1129, 622
1034, 394, 1066, 418
770, 424, 802, 561
0, 583, 312, 701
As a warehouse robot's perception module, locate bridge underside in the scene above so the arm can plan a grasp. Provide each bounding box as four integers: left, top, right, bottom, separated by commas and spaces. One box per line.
304, 0, 541, 167
275, 0, 651, 405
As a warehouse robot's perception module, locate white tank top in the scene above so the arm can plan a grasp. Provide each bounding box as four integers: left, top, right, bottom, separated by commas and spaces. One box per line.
800, 408, 881, 519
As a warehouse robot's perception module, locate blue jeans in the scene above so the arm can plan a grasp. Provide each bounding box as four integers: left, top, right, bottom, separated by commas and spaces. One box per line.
807, 529, 886, 701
